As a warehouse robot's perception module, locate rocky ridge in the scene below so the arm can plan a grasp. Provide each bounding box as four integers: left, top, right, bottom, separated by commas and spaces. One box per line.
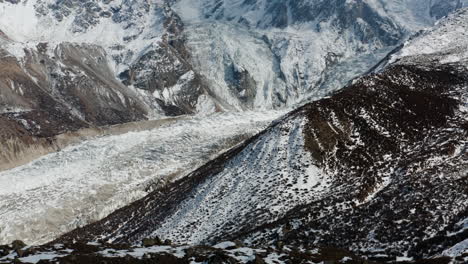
0, 239, 465, 264
1, 0, 466, 119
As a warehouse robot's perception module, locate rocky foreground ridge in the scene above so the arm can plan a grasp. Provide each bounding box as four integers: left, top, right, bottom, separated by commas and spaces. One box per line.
52, 61, 468, 263
1, 238, 465, 264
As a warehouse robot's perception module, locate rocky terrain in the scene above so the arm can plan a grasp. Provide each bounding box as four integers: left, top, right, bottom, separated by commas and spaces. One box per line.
1, 56, 466, 264
1, 0, 465, 119
2, 239, 466, 264
0, 1, 467, 264
54, 64, 468, 261
37, 8, 468, 263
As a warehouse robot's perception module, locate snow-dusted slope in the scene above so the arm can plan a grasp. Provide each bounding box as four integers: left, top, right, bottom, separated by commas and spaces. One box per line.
57, 10, 468, 261
151, 116, 329, 244
0, 110, 284, 245
393, 8, 468, 65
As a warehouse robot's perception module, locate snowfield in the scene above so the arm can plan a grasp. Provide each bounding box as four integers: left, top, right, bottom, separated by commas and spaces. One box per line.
0, 111, 285, 245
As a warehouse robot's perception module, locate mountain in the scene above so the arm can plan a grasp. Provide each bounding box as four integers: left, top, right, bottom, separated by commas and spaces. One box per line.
0, 1, 467, 263
1, 0, 465, 173
174, 0, 467, 108
51, 8, 468, 262
1, 0, 466, 120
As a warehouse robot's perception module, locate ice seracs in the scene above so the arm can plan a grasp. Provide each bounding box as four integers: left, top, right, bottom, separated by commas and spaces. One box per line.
0, 110, 285, 245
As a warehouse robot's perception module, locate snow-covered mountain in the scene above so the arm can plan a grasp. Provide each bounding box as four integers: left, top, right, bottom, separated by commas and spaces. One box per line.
1, 1, 468, 263
175, 0, 467, 108
55, 9, 468, 261
0, 0, 465, 120
1, 0, 465, 171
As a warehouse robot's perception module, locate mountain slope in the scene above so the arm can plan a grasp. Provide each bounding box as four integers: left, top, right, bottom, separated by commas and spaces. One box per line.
55, 8, 468, 261
57, 63, 468, 259
1, 0, 465, 120
0, 2, 467, 262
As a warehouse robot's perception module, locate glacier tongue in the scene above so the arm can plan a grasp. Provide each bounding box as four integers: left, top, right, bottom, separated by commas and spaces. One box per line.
0, 110, 285, 245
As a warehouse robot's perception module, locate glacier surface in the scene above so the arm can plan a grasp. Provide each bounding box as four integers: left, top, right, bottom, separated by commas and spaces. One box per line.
0, 110, 285, 245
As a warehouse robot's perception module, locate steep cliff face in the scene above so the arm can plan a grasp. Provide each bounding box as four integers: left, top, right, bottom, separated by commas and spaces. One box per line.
52, 9, 468, 261
174, 0, 468, 110
0, 40, 150, 163
189, 0, 467, 29
0, 32, 176, 173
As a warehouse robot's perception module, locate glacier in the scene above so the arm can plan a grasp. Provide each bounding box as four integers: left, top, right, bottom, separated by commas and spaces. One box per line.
0, 110, 285, 245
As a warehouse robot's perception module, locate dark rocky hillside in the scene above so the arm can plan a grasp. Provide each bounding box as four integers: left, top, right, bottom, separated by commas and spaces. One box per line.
0, 239, 463, 264
51, 58, 467, 262
251, 63, 468, 259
